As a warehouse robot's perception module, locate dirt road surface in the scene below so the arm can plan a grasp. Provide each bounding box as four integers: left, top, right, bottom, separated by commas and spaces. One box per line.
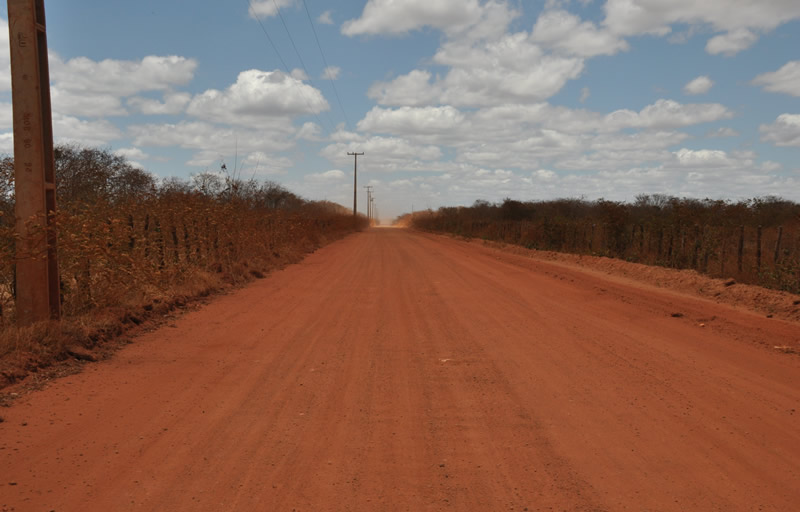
2, 229, 799, 511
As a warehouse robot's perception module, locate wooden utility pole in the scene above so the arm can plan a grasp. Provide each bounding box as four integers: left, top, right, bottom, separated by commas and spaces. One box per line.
364, 185, 373, 222
347, 152, 363, 217
7, 0, 60, 324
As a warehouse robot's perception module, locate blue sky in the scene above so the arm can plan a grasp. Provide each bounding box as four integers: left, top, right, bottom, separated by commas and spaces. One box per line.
2, 0, 799, 220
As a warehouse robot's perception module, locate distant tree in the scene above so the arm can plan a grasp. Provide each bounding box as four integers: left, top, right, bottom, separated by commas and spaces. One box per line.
54, 144, 155, 206
191, 172, 224, 197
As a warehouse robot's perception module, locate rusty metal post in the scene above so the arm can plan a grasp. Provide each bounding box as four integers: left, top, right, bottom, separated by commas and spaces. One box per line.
7, 0, 60, 324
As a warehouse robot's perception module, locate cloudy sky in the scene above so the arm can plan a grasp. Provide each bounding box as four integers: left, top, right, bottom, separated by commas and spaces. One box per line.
1, 1, 799, 220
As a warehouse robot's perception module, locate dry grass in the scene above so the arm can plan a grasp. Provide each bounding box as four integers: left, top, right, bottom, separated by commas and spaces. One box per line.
1, 208, 365, 390
0, 146, 368, 390
0, 233, 356, 390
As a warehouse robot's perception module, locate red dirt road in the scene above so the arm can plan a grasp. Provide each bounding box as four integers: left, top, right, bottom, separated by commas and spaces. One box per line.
2, 228, 799, 511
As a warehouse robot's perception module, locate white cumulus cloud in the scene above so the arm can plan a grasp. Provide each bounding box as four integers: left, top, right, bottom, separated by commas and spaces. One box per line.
321, 134, 443, 173
683, 76, 714, 95
342, 0, 515, 38
602, 0, 800, 56
306, 169, 346, 182
760, 114, 800, 147
674, 148, 739, 168
706, 28, 758, 56
248, 0, 294, 19
358, 106, 466, 135
322, 66, 341, 80
50, 54, 197, 97
752, 61, 800, 97
128, 92, 192, 115
113, 147, 150, 161
532, 9, 629, 57
44, 54, 197, 118
186, 69, 329, 127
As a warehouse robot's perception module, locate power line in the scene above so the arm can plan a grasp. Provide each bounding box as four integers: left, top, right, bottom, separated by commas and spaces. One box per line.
246, 0, 332, 133
300, 0, 351, 129
269, 0, 337, 131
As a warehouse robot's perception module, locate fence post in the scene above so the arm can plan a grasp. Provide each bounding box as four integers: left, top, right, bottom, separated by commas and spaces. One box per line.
720, 231, 726, 276
171, 225, 179, 263
639, 224, 644, 255
774, 225, 783, 264
756, 225, 762, 272
680, 229, 686, 265
155, 218, 165, 269
737, 225, 744, 273
667, 230, 674, 266
183, 223, 191, 263
128, 214, 135, 250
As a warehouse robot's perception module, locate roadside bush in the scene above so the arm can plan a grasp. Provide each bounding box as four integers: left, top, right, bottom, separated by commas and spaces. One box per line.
0, 145, 366, 326
411, 195, 800, 294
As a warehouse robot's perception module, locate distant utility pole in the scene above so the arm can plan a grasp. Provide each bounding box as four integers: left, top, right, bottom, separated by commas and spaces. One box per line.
7, 0, 60, 324
347, 152, 364, 217
364, 185, 373, 222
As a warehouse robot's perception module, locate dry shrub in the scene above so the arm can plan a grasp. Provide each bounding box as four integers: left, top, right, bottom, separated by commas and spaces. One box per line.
412, 196, 800, 294
0, 146, 367, 386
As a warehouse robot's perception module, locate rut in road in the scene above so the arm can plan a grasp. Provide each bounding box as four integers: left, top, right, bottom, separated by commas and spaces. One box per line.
1, 228, 799, 511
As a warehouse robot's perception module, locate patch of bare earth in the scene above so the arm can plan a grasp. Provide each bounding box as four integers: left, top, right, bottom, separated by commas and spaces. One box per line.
455, 234, 800, 324
1, 228, 799, 511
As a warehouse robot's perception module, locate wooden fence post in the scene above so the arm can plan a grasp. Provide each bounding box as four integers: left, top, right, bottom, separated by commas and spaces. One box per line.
667, 230, 674, 266
737, 225, 744, 274
756, 225, 762, 272
143, 213, 150, 259
720, 232, 726, 276
171, 225, 179, 263
774, 226, 783, 264
639, 225, 644, 255
128, 214, 135, 250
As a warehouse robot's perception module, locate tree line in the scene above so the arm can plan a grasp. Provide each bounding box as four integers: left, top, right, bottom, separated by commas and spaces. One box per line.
0, 145, 365, 324
410, 196, 800, 293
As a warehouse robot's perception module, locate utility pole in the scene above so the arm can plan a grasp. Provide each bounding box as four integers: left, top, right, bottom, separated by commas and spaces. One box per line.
8, 0, 60, 324
364, 185, 373, 223
347, 152, 363, 217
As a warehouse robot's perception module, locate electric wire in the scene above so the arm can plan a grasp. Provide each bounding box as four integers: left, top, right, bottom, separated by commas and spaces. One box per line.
245, 0, 333, 133
300, 0, 352, 129
269, 0, 338, 131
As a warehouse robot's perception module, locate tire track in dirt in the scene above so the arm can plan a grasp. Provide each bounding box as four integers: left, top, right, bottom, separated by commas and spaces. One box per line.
1, 228, 799, 511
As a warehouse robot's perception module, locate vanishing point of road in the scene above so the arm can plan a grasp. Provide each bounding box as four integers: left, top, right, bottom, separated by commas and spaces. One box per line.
2, 229, 799, 511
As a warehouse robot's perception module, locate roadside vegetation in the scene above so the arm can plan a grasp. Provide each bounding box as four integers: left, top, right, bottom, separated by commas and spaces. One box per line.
0, 145, 366, 385
409, 196, 800, 294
